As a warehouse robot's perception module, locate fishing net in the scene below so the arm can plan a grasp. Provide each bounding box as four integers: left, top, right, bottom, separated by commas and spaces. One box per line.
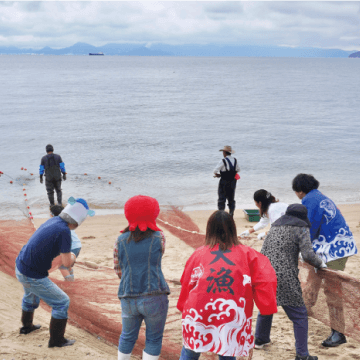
1, 206, 359, 360
157, 207, 360, 344
299, 261, 360, 340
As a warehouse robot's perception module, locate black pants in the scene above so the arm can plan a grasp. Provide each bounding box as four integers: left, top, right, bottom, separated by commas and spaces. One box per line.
217, 179, 237, 212
45, 179, 62, 206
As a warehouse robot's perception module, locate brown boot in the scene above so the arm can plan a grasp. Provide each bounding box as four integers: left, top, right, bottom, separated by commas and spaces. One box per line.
20, 310, 41, 335
48, 317, 76, 348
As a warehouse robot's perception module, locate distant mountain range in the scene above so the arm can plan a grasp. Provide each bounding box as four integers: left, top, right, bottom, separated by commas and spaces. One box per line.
0, 42, 357, 58
349, 51, 360, 58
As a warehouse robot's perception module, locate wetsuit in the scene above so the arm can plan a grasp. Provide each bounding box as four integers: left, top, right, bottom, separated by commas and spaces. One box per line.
40, 153, 66, 206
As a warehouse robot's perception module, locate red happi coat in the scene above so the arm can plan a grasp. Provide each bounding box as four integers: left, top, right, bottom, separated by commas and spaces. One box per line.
177, 244, 277, 357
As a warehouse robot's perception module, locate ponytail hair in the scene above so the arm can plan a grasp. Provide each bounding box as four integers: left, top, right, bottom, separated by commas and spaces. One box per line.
253, 189, 278, 217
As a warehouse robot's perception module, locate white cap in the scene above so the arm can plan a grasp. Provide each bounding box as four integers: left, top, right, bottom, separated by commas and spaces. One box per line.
62, 197, 95, 225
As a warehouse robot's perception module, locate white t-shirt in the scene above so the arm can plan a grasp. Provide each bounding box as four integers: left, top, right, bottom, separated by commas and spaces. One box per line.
253, 202, 288, 232
70, 230, 82, 250
213, 155, 240, 174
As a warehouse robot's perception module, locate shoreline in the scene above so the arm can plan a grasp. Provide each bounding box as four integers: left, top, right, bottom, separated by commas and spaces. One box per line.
28, 201, 360, 219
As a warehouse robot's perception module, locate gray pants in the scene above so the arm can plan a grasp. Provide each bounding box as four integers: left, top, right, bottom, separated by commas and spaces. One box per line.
45, 179, 62, 206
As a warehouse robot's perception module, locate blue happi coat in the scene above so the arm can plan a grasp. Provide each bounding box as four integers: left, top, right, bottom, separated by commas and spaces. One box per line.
302, 189, 357, 263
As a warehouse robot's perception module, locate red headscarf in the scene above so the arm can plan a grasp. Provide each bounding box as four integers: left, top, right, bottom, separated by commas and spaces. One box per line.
124, 195, 161, 232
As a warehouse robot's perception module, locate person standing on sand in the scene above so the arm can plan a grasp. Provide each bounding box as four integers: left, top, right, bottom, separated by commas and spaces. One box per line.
213, 145, 240, 217
177, 210, 278, 360
15, 197, 94, 348
255, 204, 326, 360
115, 195, 170, 360
40, 144, 66, 207
292, 173, 358, 347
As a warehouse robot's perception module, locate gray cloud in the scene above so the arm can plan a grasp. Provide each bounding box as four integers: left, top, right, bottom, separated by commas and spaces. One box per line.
0, 1, 359, 51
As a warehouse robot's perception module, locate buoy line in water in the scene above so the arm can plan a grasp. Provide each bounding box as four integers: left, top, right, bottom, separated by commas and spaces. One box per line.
0, 166, 122, 225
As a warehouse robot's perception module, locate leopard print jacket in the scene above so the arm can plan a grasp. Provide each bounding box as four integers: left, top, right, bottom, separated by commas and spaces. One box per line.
261, 225, 322, 307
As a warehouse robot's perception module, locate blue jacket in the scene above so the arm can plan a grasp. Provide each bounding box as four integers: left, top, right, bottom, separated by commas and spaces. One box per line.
302, 189, 357, 263
116, 231, 170, 298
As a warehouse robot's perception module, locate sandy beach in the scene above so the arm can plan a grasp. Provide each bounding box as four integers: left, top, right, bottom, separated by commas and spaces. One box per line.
1, 204, 360, 360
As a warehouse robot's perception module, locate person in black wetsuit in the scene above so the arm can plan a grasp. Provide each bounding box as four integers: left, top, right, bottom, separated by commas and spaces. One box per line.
213, 145, 240, 217
39, 144, 66, 207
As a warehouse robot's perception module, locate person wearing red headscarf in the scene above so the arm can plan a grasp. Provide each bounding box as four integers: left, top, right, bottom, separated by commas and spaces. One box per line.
114, 195, 170, 360
177, 210, 277, 360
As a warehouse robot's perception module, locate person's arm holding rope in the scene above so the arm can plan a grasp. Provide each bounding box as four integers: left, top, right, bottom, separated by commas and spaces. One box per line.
240, 216, 269, 240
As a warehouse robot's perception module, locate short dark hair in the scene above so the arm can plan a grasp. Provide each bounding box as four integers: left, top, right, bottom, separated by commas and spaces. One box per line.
292, 173, 320, 194
46, 144, 54, 153
50, 205, 64, 216
205, 210, 240, 251
253, 189, 277, 217
122, 226, 155, 243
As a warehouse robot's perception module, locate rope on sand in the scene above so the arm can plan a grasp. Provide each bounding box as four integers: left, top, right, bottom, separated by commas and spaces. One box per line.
157, 218, 205, 235
157, 217, 260, 243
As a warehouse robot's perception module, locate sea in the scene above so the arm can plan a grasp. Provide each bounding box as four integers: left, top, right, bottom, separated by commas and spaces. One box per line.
1, 55, 359, 220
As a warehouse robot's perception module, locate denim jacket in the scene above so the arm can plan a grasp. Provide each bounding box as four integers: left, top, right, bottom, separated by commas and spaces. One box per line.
116, 231, 170, 298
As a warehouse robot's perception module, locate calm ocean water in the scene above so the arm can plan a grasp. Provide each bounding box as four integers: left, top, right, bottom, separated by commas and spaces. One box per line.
1, 55, 359, 220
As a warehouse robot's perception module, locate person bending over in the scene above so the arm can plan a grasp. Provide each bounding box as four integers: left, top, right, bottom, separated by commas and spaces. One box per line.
15, 197, 94, 347
240, 189, 288, 240
255, 204, 326, 360
50, 204, 83, 281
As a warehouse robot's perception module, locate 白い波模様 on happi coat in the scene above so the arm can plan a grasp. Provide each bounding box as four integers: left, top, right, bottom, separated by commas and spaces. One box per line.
176, 244, 277, 357
302, 189, 357, 263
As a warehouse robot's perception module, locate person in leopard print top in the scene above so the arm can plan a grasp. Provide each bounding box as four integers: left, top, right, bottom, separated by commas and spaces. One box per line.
254, 204, 326, 360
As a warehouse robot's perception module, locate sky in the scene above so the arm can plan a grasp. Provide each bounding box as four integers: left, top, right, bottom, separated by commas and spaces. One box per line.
0, 1, 359, 51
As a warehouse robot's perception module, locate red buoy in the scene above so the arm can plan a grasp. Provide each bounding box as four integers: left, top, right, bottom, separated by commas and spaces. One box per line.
98, 176, 101, 179
10, 181, 13, 184
109, 181, 112, 184
27, 206, 30, 209
24, 168, 27, 171
21, 167, 24, 170
84, 173, 87, 175
30, 173, 33, 176
24, 194, 27, 196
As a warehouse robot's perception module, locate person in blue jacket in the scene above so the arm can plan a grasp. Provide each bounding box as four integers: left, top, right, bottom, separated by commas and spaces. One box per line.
39, 144, 66, 207
292, 173, 357, 347
15, 197, 94, 348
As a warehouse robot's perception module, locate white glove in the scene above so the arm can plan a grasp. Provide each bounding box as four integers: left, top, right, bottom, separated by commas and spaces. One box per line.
257, 232, 266, 240
299, 253, 304, 263
315, 260, 327, 273
240, 230, 250, 237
